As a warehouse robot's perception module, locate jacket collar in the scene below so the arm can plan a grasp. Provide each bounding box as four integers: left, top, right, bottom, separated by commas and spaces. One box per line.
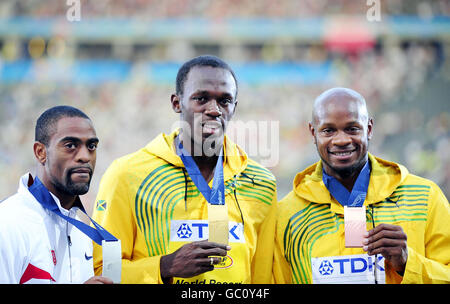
293, 153, 409, 214
19, 173, 82, 216
144, 129, 248, 183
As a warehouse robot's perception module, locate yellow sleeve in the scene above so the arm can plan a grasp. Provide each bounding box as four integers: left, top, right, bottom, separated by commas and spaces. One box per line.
92, 159, 164, 284
273, 202, 293, 284
401, 183, 450, 283
273, 237, 292, 283
251, 189, 277, 284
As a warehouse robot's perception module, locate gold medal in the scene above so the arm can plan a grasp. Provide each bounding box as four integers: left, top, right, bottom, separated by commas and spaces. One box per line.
208, 203, 229, 245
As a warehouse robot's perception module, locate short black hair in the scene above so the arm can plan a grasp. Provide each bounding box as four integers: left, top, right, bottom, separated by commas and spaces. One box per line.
35, 105, 90, 146
175, 55, 238, 98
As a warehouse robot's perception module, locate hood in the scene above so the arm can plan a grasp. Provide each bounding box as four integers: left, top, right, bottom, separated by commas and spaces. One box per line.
144, 129, 248, 182
292, 153, 409, 211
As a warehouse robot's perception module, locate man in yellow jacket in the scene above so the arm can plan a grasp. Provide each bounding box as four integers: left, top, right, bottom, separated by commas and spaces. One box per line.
92, 55, 277, 283
274, 87, 450, 284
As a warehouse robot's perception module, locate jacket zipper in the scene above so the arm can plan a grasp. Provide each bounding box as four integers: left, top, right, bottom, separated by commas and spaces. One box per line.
66, 221, 72, 282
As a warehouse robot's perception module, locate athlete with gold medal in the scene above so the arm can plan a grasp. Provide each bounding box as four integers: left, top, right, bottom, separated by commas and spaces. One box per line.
92, 55, 277, 284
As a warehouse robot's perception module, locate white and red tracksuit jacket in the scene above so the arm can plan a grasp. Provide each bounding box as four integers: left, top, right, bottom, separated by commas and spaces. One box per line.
0, 174, 94, 283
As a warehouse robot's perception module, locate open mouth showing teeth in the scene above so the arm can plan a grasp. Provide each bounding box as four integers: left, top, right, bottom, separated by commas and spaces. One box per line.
202, 121, 221, 128
330, 151, 354, 156
202, 121, 222, 134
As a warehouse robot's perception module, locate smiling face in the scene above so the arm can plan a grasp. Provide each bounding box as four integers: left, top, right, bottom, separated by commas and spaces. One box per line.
171, 65, 237, 156
35, 116, 98, 199
309, 89, 373, 180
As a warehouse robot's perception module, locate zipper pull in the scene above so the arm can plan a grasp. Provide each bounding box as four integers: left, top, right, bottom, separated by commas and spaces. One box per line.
67, 235, 72, 246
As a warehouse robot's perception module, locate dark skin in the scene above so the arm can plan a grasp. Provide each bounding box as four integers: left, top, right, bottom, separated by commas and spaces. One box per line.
160, 66, 237, 282
363, 224, 408, 274
171, 65, 237, 182
310, 90, 373, 192
310, 88, 408, 275
33, 116, 113, 284
160, 240, 230, 282
34, 117, 99, 209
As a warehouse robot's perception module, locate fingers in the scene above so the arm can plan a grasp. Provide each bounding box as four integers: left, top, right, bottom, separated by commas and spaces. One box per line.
194, 240, 231, 251
363, 236, 405, 254
365, 227, 407, 244
201, 247, 228, 257
188, 257, 221, 275
189, 242, 230, 272
366, 223, 404, 237
84, 276, 114, 284
199, 257, 222, 267
363, 243, 405, 257
362, 223, 408, 273
192, 240, 230, 257
364, 224, 407, 253
160, 240, 232, 280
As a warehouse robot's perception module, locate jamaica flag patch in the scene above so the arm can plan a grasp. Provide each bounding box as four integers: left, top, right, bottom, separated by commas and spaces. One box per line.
96, 200, 107, 211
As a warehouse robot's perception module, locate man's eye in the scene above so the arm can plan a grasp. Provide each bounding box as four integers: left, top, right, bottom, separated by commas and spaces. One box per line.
64, 143, 77, 150
219, 98, 233, 105
193, 96, 207, 103
88, 143, 98, 151
347, 127, 360, 133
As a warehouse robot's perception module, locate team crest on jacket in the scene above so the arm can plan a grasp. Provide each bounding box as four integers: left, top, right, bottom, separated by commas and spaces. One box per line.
96, 200, 107, 211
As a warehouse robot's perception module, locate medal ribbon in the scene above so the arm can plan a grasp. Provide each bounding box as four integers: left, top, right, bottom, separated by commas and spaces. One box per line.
28, 177, 117, 245
175, 136, 225, 206
322, 161, 371, 207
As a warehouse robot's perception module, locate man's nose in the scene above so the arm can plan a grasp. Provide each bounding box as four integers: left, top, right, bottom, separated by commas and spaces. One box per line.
76, 146, 92, 163
204, 99, 222, 117
332, 130, 352, 146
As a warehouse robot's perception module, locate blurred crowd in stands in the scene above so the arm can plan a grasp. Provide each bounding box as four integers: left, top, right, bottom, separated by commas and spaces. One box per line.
1, 0, 449, 19
0, 0, 449, 210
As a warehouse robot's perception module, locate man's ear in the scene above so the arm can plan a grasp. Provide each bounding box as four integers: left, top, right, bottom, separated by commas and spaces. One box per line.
309, 122, 317, 145
171, 94, 182, 114
33, 142, 47, 165
367, 117, 374, 141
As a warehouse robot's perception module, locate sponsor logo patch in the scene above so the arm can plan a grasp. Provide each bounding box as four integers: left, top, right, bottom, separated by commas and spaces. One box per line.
214, 255, 234, 269
170, 220, 245, 243
311, 254, 386, 284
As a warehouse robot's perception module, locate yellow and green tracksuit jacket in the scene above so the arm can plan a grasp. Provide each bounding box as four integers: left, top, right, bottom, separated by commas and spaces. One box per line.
274, 153, 450, 284
92, 129, 277, 284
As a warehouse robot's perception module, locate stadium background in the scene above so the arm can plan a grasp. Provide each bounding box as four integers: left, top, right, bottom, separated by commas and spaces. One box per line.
0, 0, 449, 216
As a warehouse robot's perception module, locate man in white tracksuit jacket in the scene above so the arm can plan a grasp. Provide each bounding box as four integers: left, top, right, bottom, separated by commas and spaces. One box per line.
0, 105, 113, 284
